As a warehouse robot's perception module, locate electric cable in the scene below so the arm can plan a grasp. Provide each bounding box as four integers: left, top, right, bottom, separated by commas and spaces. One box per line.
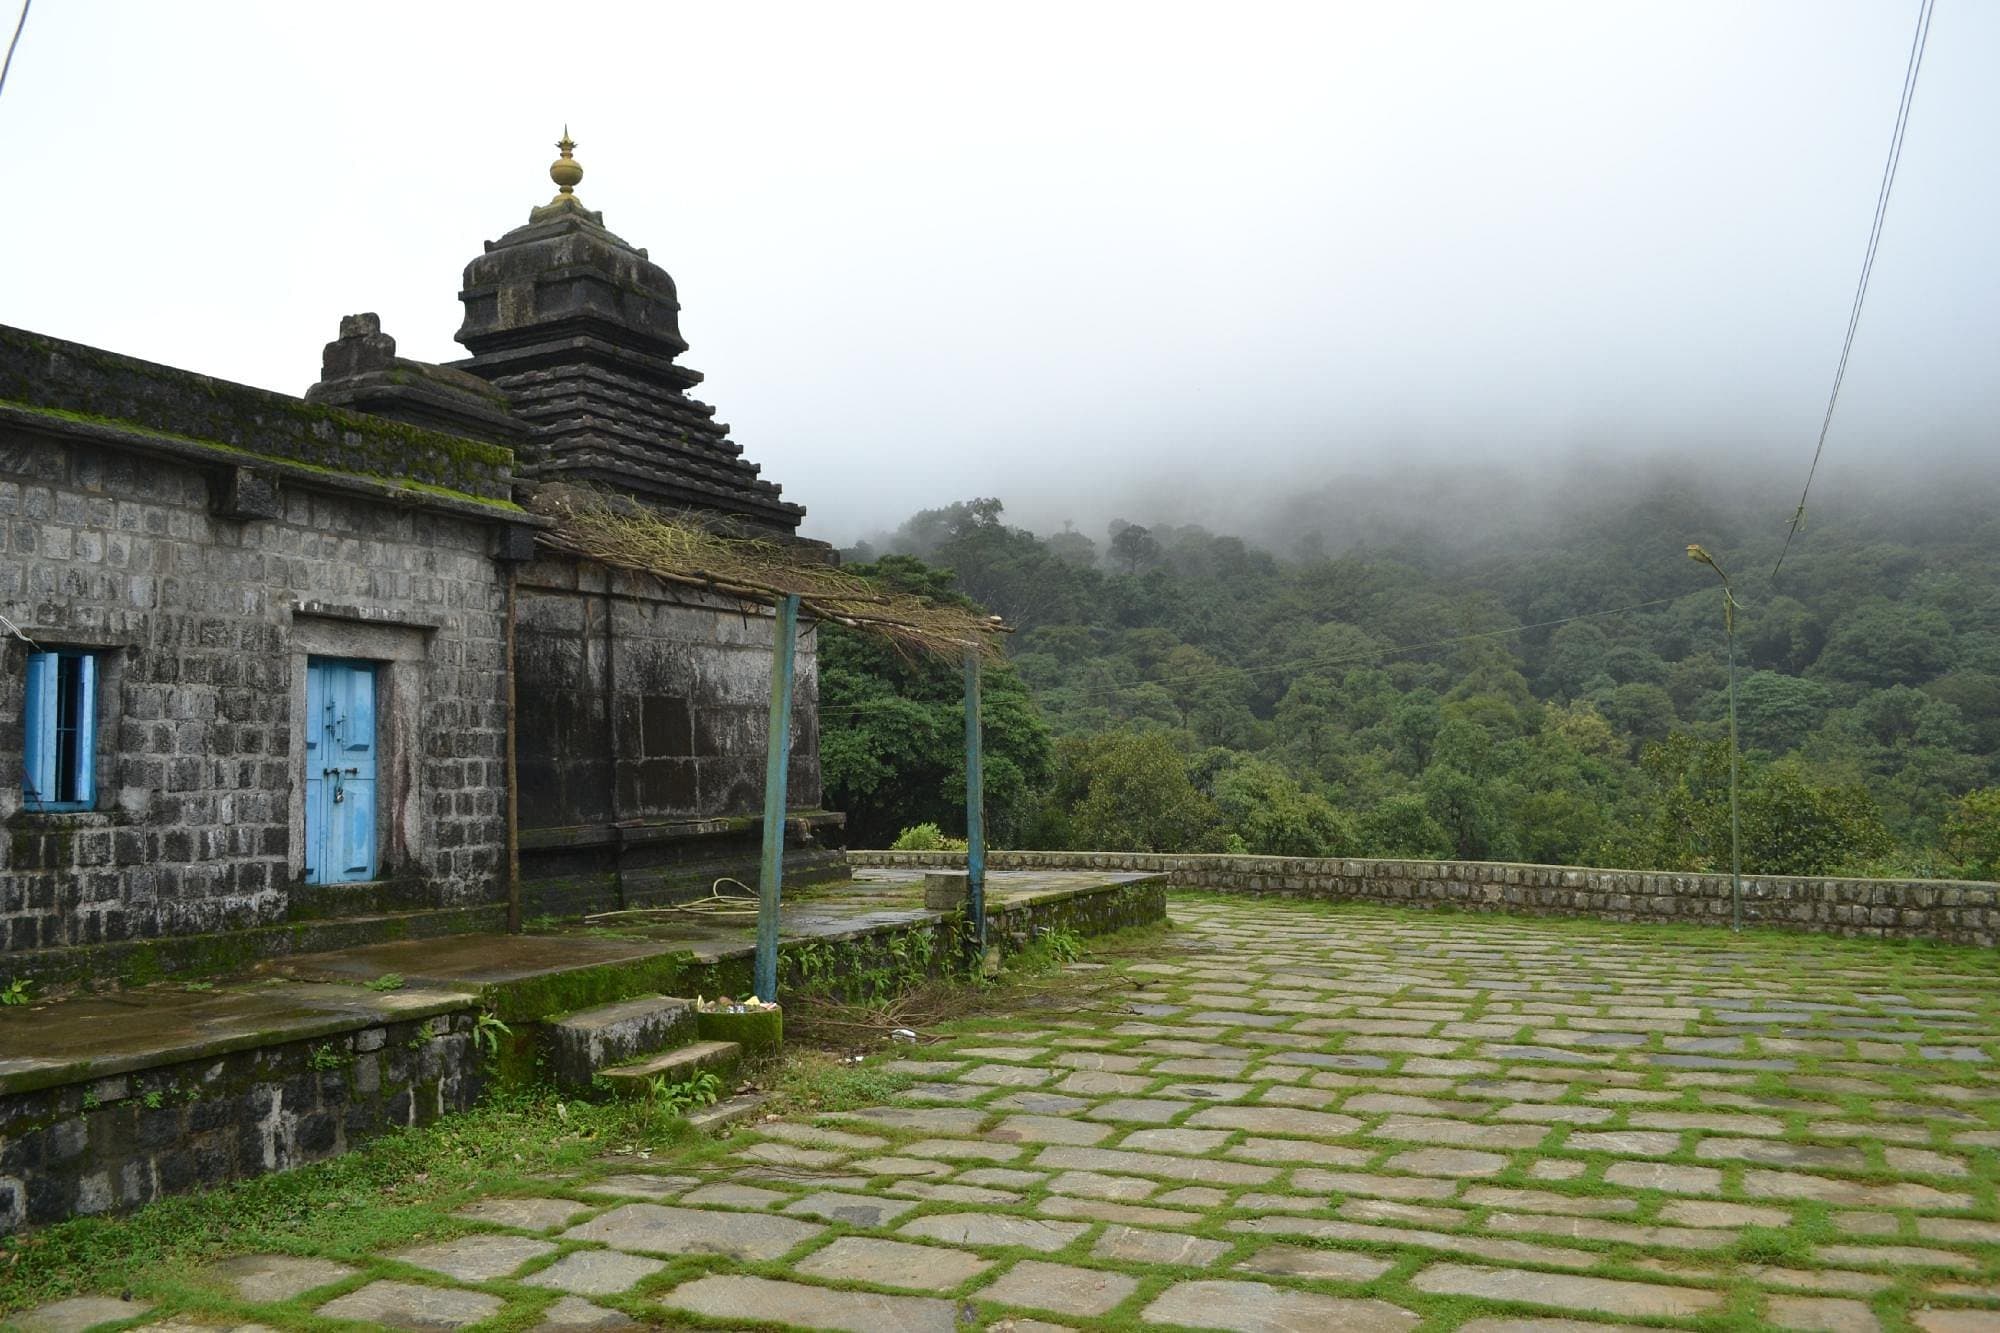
1772, 0, 1936, 578
0, 0, 31, 104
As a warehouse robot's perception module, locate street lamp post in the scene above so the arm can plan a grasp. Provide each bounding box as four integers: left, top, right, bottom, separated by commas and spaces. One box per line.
1686, 545, 1742, 933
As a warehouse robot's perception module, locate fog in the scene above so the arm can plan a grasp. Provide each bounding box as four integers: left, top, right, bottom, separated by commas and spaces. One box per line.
2, 2, 1993, 547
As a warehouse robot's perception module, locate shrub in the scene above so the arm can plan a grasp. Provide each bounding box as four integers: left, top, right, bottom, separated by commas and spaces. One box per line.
892, 822, 968, 852
1942, 787, 2000, 881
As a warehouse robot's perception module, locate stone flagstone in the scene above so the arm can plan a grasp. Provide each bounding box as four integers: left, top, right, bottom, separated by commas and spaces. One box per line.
1410, 1262, 1725, 1318
392, 1233, 557, 1281
660, 1273, 957, 1333
204, 1253, 357, 1303
11, 1297, 156, 1333
793, 1236, 994, 1291
523, 1248, 667, 1296
1141, 1278, 1420, 1332
900, 1211, 1089, 1251
979, 1259, 1140, 1317
1766, 1294, 1885, 1333
451, 1196, 593, 1231
1234, 1243, 1397, 1281
562, 1202, 822, 1259
1032, 1144, 1278, 1185
1458, 1322, 1652, 1333
989, 1114, 1115, 1145
317, 1280, 505, 1329
529, 1295, 642, 1329
1092, 1224, 1232, 1267
783, 1190, 917, 1227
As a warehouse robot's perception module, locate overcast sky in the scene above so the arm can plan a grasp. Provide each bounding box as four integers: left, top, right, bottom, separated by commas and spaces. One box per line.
1, 1, 1992, 544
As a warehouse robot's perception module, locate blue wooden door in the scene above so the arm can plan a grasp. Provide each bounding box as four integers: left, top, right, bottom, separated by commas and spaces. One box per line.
304, 658, 378, 884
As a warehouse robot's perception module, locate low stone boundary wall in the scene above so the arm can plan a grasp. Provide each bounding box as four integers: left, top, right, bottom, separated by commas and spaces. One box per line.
849, 852, 1999, 948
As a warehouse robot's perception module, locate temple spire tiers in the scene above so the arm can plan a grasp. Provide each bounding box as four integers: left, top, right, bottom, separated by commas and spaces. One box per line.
454, 131, 806, 534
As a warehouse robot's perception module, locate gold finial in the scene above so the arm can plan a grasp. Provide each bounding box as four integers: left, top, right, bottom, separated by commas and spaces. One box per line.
530, 126, 603, 224
550, 126, 583, 197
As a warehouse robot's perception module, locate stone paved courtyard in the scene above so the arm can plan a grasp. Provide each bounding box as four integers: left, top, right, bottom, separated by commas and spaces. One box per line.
10, 894, 2000, 1332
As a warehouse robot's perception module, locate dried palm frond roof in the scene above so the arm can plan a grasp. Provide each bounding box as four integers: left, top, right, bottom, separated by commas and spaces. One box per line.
532, 487, 1006, 659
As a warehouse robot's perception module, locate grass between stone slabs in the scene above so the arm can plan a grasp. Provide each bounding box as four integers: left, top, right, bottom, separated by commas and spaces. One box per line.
6, 895, 1998, 1330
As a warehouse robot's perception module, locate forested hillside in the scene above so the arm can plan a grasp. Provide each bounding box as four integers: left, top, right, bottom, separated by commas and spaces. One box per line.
821, 470, 2000, 881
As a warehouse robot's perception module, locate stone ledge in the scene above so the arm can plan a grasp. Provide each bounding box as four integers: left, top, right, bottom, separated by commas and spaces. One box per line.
0, 902, 511, 989
0, 981, 477, 1098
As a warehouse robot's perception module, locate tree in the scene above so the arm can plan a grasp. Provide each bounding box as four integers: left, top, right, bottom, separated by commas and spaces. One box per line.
1039, 730, 1223, 853
1941, 788, 2000, 880
1813, 601, 1956, 688
1634, 732, 1891, 876
1047, 525, 1098, 568
1200, 752, 1357, 857
817, 557, 1053, 846
1358, 794, 1452, 858
1923, 671, 2000, 753
1744, 595, 1824, 673
1731, 671, 1833, 755
1740, 763, 1892, 877
1421, 765, 1511, 861
1391, 690, 1444, 772
1108, 522, 1161, 575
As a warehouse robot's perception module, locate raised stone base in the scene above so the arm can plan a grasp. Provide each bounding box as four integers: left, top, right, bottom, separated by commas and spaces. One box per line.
0, 1003, 483, 1232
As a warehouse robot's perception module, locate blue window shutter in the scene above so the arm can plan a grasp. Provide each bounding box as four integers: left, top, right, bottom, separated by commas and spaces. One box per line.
23, 651, 55, 805
76, 653, 96, 805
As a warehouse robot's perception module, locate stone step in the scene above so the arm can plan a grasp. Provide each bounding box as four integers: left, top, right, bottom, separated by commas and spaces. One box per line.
546, 995, 698, 1091
597, 1040, 743, 1095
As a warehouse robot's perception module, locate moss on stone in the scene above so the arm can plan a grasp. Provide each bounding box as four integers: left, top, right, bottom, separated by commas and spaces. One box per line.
476, 952, 696, 1024
695, 1005, 782, 1055
1, 400, 527, 514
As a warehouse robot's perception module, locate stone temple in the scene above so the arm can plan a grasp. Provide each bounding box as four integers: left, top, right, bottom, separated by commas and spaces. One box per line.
0, 134, 844, 974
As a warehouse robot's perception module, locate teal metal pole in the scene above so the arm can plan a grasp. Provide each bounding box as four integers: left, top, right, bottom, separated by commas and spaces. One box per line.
1725, 610, 1742, 934
755, 595, 801, 1002
964, 648, 986, 953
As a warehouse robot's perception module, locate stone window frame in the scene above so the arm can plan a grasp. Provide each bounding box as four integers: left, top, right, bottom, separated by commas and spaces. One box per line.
5, 634, 128, 821
288, 607, 435, 886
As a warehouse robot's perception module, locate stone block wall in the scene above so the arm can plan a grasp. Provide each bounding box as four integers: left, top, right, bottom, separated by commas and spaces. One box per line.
0, 432, 510, 959
514, 559, 820, 825
849, 851, 2000, 948
0, 1009, 481, 1232
514, 557, 831, 914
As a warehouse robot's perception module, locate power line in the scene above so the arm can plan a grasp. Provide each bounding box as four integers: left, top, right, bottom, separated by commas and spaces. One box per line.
1771, 0, 1936, 579
817, 593, 1687, 719
0, 0, 30, 104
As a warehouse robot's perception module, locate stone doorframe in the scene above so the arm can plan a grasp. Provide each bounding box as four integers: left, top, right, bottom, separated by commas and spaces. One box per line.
287, 607, 435, 887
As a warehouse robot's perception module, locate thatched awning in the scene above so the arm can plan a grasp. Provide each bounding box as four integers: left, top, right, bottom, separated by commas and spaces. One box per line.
532, 488, 1005, 659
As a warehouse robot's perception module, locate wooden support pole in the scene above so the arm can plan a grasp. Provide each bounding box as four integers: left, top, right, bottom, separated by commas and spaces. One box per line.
964, 648, 987, 954
754, 594, 801, 1003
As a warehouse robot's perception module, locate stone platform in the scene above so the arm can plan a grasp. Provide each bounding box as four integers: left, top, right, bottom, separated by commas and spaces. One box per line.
260, 867, 1163, 1018
0, 870, 1165, 1232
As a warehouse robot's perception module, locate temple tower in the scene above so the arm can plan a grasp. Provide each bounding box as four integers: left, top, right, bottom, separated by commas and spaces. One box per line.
454, 133, 804, 533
